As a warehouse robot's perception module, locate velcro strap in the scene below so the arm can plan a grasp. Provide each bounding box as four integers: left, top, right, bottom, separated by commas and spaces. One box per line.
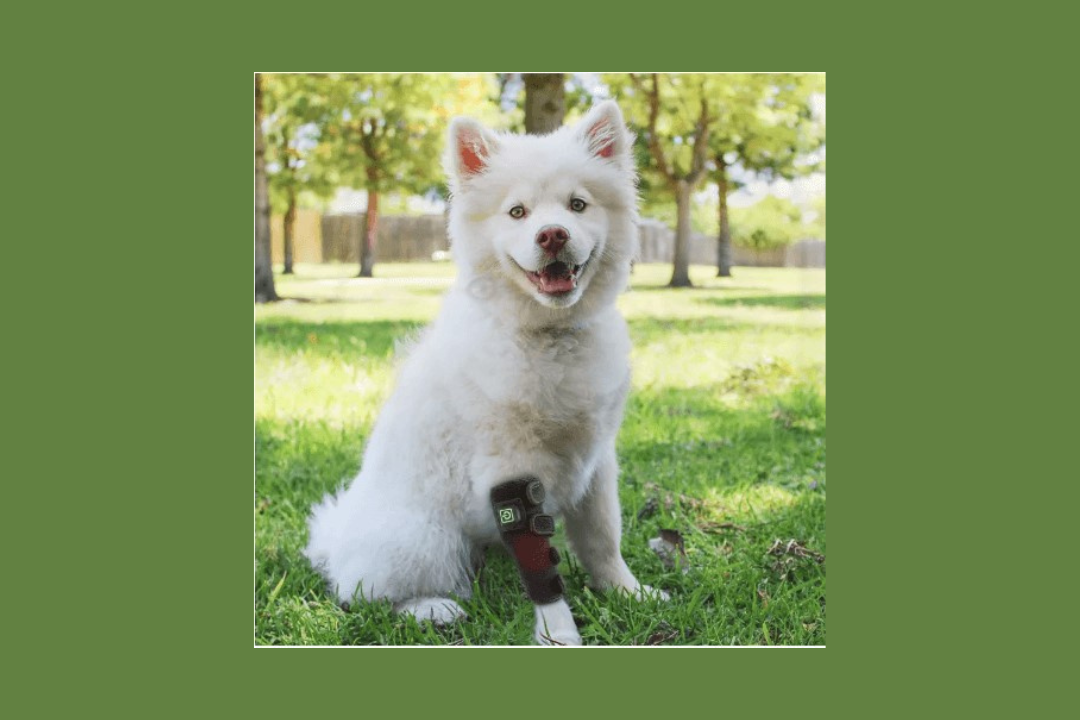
529, 514, 555, 536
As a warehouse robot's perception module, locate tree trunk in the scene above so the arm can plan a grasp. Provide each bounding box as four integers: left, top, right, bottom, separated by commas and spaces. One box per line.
523, 73, 565, 135
670, 180, 694, 288
283, 186, 296, 274
254, 74, 278, 302
716, 159, 732, 277
359, 188, 378, 277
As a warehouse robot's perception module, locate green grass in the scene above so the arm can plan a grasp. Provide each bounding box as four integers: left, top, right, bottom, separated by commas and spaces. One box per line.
256, 262, 826, 645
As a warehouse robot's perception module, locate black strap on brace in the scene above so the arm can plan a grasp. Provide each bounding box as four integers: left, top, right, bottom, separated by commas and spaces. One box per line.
490, 477, 565, 605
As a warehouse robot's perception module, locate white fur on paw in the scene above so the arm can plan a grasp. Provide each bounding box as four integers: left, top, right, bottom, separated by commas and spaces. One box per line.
535, 626, 583, 646
395, 597, 467, 626
633, 584, 671, 602
534, 600, 582, 646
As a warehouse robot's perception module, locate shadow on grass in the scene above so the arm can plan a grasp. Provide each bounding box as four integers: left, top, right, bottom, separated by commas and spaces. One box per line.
625, 314, 822, 344
628, 282, 772, 293
272, 296, 373, 305
696, 294, 826, 311
257, 312, 817, 368
620, 383, 825, 487
256, 319, 425, 358
626, 317, 743, 344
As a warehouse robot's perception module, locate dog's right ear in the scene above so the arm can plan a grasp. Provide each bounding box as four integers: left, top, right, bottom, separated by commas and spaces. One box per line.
446, 117, 498, 184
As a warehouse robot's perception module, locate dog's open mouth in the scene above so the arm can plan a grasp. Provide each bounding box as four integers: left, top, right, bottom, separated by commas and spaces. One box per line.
525, 260, 584, 295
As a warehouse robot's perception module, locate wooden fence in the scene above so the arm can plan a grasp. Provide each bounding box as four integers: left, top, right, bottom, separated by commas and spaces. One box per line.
636, 219, 824, 268
271, 212, 824, 268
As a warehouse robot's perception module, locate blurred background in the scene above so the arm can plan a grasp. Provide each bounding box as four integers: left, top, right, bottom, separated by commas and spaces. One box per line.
254, 72, 824, 298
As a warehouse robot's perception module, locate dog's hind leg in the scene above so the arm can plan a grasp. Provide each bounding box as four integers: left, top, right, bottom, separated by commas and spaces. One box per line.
307, 495, 475, 617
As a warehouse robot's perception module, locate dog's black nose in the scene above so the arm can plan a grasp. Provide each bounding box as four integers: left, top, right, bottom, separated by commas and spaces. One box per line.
536, 225, 569, 257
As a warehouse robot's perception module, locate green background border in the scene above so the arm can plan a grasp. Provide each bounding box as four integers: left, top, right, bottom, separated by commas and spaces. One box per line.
138, 14, 860, 708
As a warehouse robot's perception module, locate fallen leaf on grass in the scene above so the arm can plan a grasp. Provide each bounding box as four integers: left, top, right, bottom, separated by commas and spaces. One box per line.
767, 539, 825, 580
649, 529, 690, 573
677, 494, 704, 511
770, 409, 793, 428
661, 528, 685, 551
645, 628, 680, 645
637, 497, 659, 520
767, 539, 825, 563
638, 486, 704, 515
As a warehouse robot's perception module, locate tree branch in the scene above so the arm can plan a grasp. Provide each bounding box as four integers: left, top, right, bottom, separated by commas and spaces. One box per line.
688, 92, 711, 184
359, 120, 381, 165
631, 73, 675, 188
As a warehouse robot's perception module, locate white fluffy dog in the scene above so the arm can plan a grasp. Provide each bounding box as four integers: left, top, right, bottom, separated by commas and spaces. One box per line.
305, 101, 660, 645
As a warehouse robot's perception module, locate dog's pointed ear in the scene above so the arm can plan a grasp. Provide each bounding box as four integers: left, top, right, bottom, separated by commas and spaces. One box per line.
446, 117, 499, 183
578, 101, 630, 162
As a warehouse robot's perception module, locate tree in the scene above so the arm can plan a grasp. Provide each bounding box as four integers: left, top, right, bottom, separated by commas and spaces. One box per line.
709, 75, 824, 276
617, 73, 713, 287
263, 75, 338, 274
254, 74, 278, 303
324, 74, 457, 277
523, 73, 565, 134
730, 196, 805, 249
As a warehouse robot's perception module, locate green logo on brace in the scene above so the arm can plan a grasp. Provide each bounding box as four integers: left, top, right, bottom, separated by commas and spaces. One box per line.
499, 507, 518, 524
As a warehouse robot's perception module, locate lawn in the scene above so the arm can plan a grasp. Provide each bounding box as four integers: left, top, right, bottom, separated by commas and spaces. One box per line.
255, 262, 826, 646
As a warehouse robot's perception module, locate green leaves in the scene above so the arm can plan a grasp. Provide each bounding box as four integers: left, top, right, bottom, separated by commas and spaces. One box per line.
326, 74, 462, 195
263, 74, 341, 212
732, 196, 807, 249
710, 74, 824, 181
262, 73, 499, 204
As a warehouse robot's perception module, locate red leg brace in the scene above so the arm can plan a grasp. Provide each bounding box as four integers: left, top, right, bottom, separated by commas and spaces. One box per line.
491, 478, 565, 604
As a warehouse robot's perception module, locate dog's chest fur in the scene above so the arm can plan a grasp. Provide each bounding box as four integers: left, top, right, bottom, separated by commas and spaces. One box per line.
448, 309, 630, 514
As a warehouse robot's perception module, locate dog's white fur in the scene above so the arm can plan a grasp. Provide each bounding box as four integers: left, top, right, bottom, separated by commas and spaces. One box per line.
304, 101, 658, 645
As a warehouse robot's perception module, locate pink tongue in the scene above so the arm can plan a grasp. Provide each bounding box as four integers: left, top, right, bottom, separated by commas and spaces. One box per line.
539, 270, 575, 293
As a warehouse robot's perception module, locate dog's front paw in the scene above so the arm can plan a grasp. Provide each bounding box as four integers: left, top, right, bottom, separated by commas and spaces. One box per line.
394, 597, 468, 626
609, 583, 670, 602
534, 600, 581, 646
634, 584, 670, 602
535, 626, 583, 646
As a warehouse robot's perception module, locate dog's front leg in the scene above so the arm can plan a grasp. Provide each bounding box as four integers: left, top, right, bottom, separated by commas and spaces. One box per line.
533, 600, 580, 646
490, 477, 582, 646
563, 452, 667, 600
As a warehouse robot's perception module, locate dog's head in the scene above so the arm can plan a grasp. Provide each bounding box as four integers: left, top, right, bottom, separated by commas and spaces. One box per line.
445, 101, 638, 318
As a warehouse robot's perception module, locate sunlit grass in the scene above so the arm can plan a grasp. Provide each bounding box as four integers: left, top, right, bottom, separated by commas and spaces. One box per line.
256, 262, 826, 645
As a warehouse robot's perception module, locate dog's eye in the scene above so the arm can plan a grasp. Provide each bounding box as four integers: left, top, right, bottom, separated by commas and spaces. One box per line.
570, 198, 587, 213
509, 205, 526, 219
